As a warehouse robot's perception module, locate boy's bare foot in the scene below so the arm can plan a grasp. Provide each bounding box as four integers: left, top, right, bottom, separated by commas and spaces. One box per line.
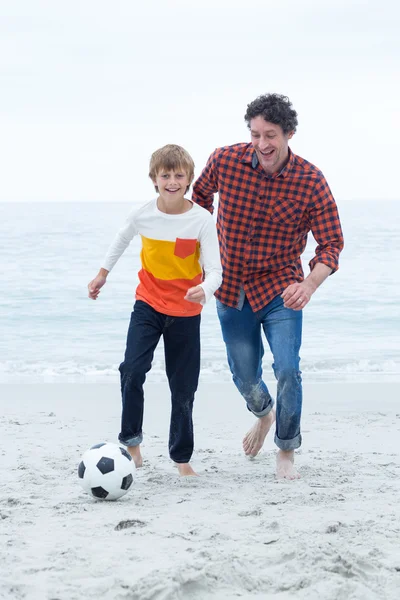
242, 408, 276, 457
276, 450, 300, 480
175, 462, 198, 477
127, 445, 143, 468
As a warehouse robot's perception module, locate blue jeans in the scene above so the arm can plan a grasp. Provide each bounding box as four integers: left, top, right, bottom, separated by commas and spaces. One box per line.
217, 295, 302, 451
118, 300, 200, 463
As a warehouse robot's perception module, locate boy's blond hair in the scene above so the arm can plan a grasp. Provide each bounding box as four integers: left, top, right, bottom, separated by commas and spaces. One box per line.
149, 144, 195, 193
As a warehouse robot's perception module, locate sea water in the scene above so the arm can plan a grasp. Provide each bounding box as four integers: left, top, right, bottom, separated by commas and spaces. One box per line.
1, 200, 399, 383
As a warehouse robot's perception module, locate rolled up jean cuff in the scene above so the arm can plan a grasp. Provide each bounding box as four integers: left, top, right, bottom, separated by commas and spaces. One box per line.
118, 433, 143, 447
274, 432, 302, 451
250, 398, 275, 418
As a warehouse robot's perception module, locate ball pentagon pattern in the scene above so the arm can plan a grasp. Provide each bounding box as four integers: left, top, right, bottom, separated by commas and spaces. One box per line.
78, 442, 135, 500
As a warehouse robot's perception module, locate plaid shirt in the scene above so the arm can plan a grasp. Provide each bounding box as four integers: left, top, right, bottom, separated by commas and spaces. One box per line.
192, 143, 344, 311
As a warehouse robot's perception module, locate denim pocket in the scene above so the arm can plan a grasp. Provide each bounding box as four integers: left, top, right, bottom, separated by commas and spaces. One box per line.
174, 238, 197, 259
216, 299, 229, 313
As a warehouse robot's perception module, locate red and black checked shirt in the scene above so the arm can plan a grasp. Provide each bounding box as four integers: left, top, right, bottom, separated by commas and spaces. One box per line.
192, 143, 344, 311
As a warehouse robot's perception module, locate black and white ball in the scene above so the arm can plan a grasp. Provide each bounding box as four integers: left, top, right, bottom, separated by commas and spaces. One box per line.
78, 442, 135, 500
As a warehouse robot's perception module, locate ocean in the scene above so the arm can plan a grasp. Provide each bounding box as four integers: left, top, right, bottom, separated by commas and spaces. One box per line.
1, 200, 399, 383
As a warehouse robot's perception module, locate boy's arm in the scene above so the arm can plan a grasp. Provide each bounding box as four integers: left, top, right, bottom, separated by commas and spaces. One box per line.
88, 268, 109, 300
195, 213, 222, 304
102, 210, 138, 272
191, 149, 219, 215
87, 210, 138, 300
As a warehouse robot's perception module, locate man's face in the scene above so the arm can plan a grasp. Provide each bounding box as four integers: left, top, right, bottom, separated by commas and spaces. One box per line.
250, 116, 293, 175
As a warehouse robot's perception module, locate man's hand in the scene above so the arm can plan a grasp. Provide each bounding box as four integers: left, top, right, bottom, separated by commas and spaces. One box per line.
282, 263, 333, 310
184, 285, 205, 304
281, 281, 315, 310
88, 274, 107, 300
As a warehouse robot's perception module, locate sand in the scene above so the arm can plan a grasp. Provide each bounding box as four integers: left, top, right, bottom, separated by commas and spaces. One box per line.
1, 381, 400, 600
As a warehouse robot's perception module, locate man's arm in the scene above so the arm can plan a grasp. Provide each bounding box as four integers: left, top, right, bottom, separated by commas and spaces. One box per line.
282, 263, 332, 310
308, 177, 344, 274
191, 149, 220, 214
282, 176, 344, 311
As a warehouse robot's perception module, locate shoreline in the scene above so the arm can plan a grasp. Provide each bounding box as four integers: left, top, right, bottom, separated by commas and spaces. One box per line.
2, 370, 400, 386
1, 380, 399, 413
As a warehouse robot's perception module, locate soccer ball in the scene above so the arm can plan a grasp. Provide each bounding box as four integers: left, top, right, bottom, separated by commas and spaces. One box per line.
78, 442, 135, 500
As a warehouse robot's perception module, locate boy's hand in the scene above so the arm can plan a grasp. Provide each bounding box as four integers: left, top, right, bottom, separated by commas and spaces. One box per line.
184, 285, 205, 304
88, 275, 107, 300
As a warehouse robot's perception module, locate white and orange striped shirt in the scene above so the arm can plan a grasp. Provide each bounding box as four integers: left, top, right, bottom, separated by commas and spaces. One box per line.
102, 199, 222, 317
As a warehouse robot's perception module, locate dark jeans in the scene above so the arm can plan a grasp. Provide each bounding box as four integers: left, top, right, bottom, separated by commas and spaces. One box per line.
118, 300, 200, 463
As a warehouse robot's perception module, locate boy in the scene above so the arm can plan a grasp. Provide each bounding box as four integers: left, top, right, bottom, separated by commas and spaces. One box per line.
88, 145, 222, 476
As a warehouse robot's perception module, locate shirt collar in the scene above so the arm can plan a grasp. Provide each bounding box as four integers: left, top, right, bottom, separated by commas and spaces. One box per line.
241, 145, 295, 179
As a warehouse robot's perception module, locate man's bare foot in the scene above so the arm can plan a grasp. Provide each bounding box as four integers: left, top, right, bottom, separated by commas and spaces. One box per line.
127, 445, 143, 468
175, 462, 198, 477
276, 450, 300, 480
243, 408, 276, 457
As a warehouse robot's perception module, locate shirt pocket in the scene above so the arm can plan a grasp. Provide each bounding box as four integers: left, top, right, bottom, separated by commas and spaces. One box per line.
174, 238, 197, 259
270, 197, 303, 226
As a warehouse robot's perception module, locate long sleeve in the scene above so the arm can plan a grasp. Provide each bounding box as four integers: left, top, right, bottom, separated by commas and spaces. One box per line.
191, 149, 220, 215
102, 210, 138, 272
308, 177, 344, 273
197, 212, 222, 304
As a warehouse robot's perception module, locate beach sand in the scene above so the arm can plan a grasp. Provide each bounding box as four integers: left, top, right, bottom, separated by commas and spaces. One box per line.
1, 381, 400, 600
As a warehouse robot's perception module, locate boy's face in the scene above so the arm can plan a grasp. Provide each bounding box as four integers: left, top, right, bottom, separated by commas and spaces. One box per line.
153, 169, 191, 203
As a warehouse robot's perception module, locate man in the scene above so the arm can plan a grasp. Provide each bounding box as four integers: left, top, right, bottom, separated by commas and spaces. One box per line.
192, 93, 344, 480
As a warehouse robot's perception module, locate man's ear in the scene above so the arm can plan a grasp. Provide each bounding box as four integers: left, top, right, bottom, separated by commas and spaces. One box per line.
288, 131, 294, 140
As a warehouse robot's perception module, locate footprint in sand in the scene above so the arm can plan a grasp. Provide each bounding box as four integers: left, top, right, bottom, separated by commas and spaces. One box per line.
114, 519, 147, 531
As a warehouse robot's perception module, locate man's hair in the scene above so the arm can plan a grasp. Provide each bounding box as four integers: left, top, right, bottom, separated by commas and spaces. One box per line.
244, 93, 298, 134
149, 144, 195, 192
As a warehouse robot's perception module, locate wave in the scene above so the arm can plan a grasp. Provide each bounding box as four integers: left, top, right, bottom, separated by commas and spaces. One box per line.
1, 357, 400, 383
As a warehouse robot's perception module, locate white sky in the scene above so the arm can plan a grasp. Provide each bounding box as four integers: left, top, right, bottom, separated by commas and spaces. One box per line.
1, 0, 399, 202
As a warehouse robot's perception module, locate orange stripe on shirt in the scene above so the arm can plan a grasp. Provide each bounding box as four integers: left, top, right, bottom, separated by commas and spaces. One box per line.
136, 269, 203, 316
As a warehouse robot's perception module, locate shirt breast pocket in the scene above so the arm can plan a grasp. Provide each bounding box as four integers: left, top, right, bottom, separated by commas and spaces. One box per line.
270, 197, 303, 226
174, 238, 197, 259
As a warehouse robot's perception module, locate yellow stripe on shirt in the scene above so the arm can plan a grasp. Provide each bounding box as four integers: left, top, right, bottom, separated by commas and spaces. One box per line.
141, 235, 202, 281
